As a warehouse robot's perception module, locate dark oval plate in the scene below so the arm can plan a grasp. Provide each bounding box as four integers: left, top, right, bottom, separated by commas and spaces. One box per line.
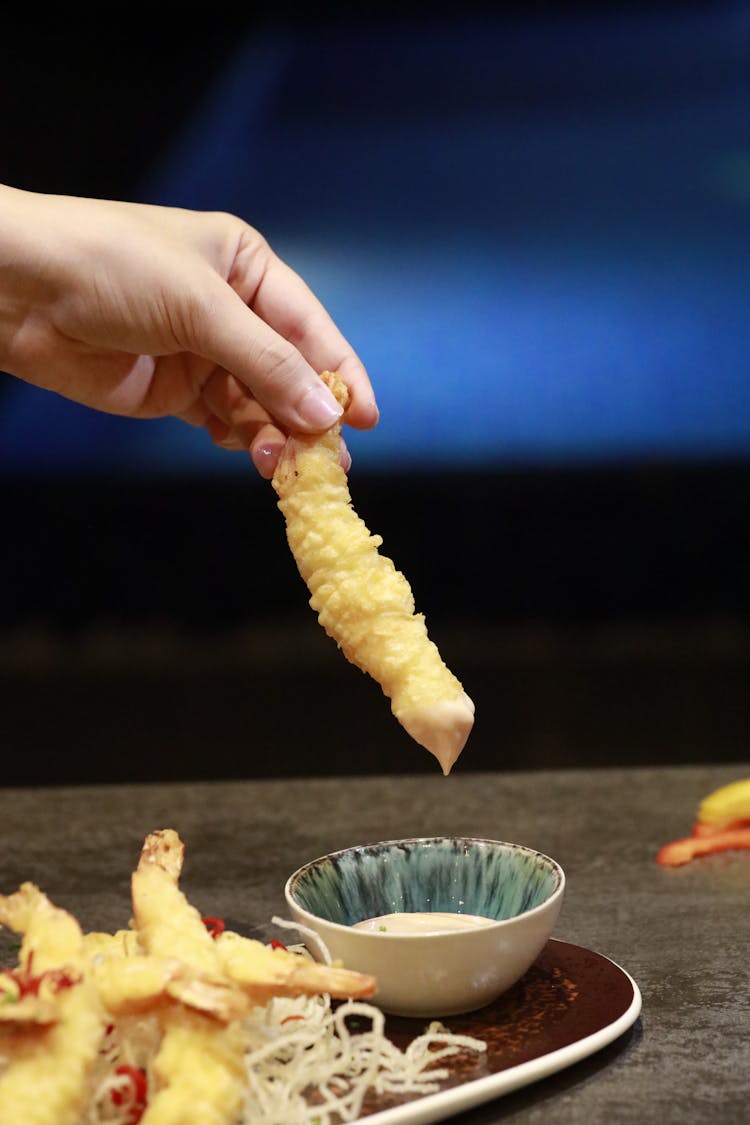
356, 938, 641, 1123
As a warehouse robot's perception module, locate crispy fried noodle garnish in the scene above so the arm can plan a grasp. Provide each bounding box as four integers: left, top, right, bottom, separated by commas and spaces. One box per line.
0, 830, 486, 1124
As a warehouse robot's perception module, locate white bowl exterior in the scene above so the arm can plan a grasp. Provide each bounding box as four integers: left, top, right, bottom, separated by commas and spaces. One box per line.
285, 876, 564, 1017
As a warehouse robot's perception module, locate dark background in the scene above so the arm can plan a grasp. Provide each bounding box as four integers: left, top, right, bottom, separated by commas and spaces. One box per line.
1, 2, 748, 784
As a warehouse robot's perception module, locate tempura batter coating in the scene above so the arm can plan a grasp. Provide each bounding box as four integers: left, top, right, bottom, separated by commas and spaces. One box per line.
132, 830, 249, 1021
132, 832, 248, 1124
131, 829, 377, 1123
141, 1010, 246, 1125
215, 930, 376, 1003
133, 830, 375, 1006
272, 371, 474, 774
0, 885, 105, 1125
0, 830, 384, 1121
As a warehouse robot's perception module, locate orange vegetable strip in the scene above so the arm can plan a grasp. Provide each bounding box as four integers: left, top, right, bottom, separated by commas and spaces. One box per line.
691, 817, 750, 838
657, 827, 750, 866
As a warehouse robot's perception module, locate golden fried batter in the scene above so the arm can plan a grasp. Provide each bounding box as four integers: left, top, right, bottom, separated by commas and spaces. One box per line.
0, 885, 105, 1125
0, 829, 383, 1121
272, 371, 474, 774
215, 930, 376, 1003
131, 831, 248, 1124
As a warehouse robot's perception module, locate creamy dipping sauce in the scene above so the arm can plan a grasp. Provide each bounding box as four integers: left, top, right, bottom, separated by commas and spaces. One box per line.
352, 911, 495, 934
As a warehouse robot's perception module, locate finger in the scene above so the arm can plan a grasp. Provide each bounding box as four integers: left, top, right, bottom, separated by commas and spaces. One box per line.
247, 429, 351, 478
201, 372, 286, 476
194, 275, 345, 435
177, 398, 212, 429
204, 415, 246, 451
248, 252, 379, 432
202, 373, 352, 478
201, 370, 262, 424
248, 423, 287, 479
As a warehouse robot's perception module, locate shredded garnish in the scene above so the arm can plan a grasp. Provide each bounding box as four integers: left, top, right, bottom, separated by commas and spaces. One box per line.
72, 927, 486, 1125
0, 864, 487, 1124
76, 986, 486, 1125
236, 994, 486, 1124
271, 915, 333, 965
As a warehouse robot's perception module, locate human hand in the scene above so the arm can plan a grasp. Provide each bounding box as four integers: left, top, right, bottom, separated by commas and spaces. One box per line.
0, 185, 378, 477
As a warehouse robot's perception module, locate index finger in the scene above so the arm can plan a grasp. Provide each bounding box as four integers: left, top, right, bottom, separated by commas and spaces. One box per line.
244, 247, 379, 432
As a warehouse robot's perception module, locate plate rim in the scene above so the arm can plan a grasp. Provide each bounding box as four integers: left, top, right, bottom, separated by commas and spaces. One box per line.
361, 940, 642, 1125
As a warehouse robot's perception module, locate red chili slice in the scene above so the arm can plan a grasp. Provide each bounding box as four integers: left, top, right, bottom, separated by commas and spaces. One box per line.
111, 1064, 148, 1124
3, 952, 81, 999
201, 916, 226, 939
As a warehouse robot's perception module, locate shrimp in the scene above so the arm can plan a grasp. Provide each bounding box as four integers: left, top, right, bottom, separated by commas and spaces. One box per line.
0, 884, 105, 1125
131, 830, 375, 1008
141, 1009, 247, 1125
131, 830, 249, 1021
91, 955, 203, 1017
132, 831, 248, 1124
215, 930, 376, 1004
0, 831, 382, 1122
83, 928, 143, 959
85, 923, 244, 1021
272, 371, 475, 775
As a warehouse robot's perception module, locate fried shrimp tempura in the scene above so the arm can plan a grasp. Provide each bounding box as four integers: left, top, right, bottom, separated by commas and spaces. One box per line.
132, 831, 248, 1125
272, 370, 475, 774
84, 928, 234, 1019
0, 884, 104, 1125
142, 1009, 247, 1125
132, 830, 249, 1021
214, 930, 376, 1003
133, 831, 376, 1007
130, 829, 376, 1124
0, 829, 383, 1122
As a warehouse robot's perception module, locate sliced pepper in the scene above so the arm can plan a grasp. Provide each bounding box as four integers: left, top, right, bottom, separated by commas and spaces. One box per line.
657, 826, 750, 867
691, 816, 750, 838
201, 916, 225, 939
657, 777, 750, 866
111, 1064, 148, 1125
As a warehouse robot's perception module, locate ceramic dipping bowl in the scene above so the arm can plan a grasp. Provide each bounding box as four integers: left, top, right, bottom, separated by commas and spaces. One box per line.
284, 836, 565, 1017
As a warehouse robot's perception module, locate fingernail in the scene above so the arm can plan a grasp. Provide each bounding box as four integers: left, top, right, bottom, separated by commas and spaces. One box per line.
298, 385, 343, 429
339, 438, 352, 472
253, 443, 283, 479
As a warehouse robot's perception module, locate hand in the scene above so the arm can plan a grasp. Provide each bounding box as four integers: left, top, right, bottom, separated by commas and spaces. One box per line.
0, 185, 378, 477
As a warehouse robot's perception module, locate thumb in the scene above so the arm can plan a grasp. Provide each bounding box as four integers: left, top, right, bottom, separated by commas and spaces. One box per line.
193, 279, 343, 432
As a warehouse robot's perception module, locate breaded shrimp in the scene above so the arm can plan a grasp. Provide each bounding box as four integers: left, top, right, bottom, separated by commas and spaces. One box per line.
215, 930, 376, 1003
84, 925, 233, 1019
90, 955, 195, 1016
141, 1009, 247, 1125
132, 831, 248, 1124
272, 371, 475, 775
131, 830, 376, 1008
0, 884, 105, 1125
131, 830, 249, 1021
83, 928, 143, 959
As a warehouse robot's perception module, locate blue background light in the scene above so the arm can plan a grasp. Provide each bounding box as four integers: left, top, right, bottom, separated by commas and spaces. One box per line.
2, 5, 748, 476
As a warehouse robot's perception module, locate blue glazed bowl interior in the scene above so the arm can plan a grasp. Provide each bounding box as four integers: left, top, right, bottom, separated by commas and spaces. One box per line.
288, 837, 561, 926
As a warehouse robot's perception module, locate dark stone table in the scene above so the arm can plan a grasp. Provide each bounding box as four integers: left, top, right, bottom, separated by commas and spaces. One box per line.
1, 764, 747, 1122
